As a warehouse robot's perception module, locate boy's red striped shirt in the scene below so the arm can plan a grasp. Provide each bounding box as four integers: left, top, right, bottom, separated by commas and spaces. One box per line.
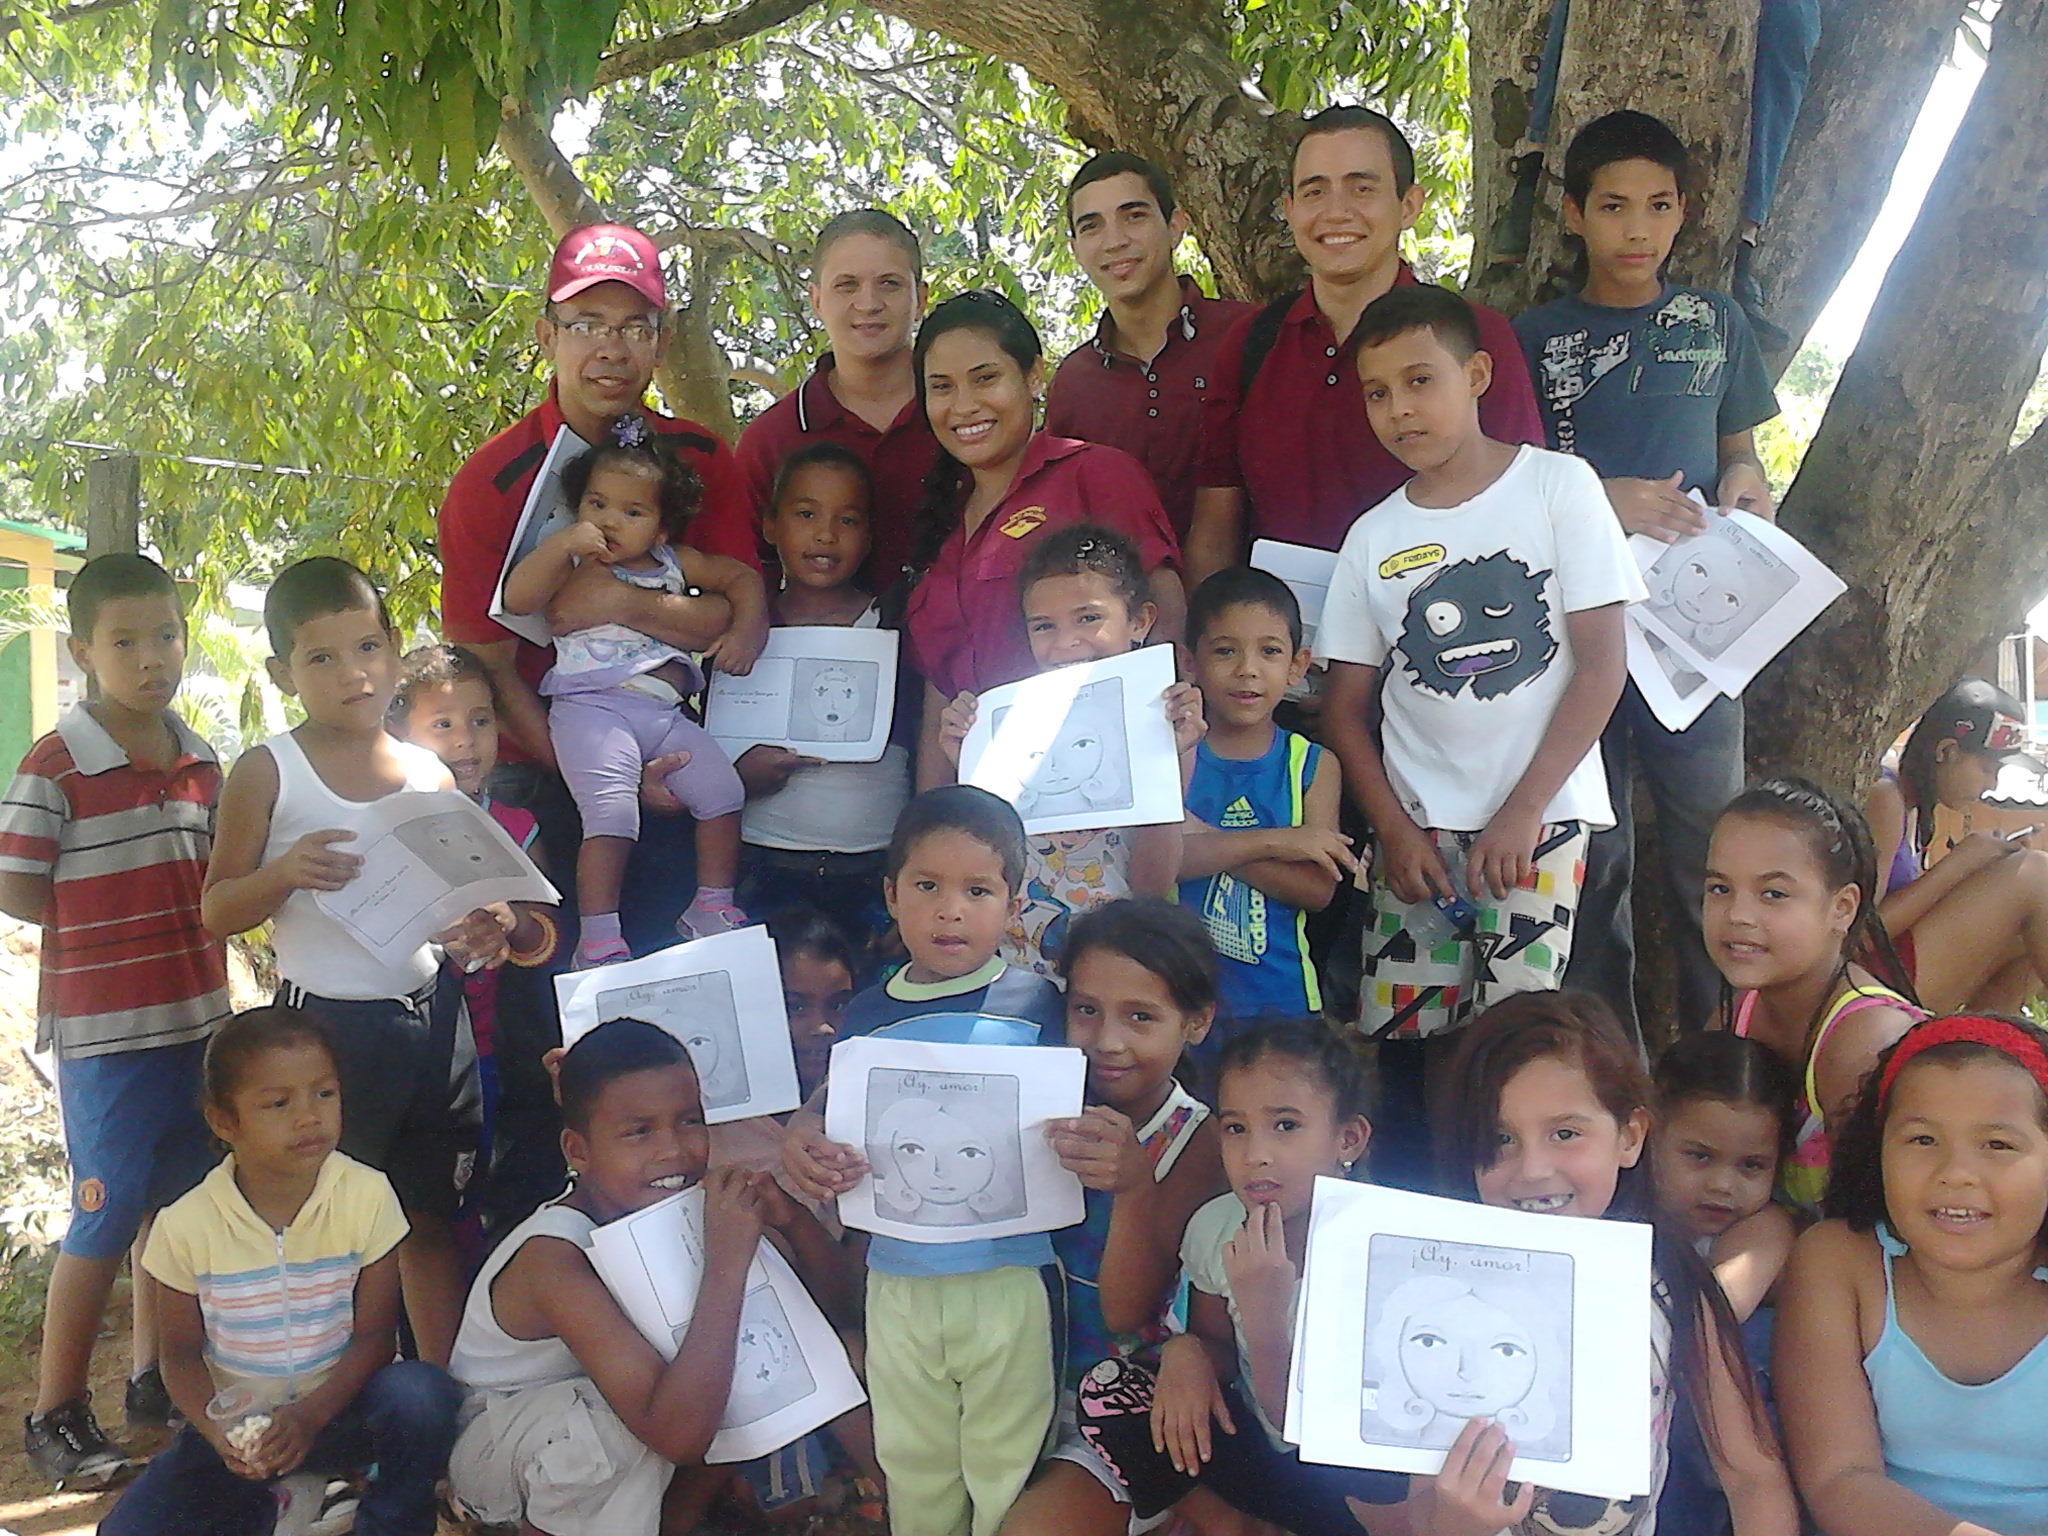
0, 704, 231, 1058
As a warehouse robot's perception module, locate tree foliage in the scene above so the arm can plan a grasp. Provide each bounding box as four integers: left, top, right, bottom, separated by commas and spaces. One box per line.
0, 0, 1462, 621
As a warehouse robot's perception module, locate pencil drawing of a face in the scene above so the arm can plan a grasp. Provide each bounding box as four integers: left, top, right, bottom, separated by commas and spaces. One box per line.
1644, 522, 1795, 659
394, 811, 523, 884
1396, 1287, 1539, 1421
1361, 1236, 1572, 1460
810, 667, 859, 729
886, 1101, 995, 1210
597, 971, 750, 1112
1369, 1276, 1555, 1445
1002, 677, 1133, 819
786, 658, 879, 743
864, 1068, 1028, 1227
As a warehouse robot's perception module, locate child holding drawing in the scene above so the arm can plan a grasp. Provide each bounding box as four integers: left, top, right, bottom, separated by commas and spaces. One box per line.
501, 421, 770, 965
782, 786, 1066, 1536
1425, 990, 1796, 1536
449, 1018, 849, 1534
736, 441, 913, 957
389, 642, 564, 1245
1318, 283, 1640, 1189
203, 558, 511, 1368
1070, 1019, 1410, 1531
1512, 108, 1781, 1040
936, 524, 1206, 976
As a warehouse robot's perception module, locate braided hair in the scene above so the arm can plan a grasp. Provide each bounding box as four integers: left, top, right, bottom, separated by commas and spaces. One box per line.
1714, 776, 1919, 1035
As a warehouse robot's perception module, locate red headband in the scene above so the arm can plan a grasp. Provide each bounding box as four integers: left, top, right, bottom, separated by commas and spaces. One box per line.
1877, 1014, 2048, 1105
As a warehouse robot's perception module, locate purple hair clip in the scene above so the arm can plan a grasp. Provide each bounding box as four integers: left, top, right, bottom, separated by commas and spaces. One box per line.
612, 414, 650, 449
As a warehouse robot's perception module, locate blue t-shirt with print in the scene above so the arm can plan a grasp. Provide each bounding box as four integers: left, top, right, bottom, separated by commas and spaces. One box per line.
1513, 284, 1778, 495
842, 959, 1069, 1277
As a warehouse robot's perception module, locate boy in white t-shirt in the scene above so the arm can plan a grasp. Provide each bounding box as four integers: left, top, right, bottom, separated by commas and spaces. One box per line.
1318, 284, 1643, 1180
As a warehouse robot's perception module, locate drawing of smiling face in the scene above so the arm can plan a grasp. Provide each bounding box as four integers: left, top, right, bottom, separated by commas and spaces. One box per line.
1034, 724, 1107, 797
809, 667, 860, 729
888, 1102, 996, 1209
1398, 1290, 1539, 1422
1401, 552, 1557, 701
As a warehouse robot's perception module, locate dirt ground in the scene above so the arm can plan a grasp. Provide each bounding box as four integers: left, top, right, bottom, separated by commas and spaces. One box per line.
0, 922, 883, 1536
0, 917, 143, 1533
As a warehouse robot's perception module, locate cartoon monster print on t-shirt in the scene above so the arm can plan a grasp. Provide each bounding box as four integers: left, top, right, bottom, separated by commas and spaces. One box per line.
1397, 551, 1557, 700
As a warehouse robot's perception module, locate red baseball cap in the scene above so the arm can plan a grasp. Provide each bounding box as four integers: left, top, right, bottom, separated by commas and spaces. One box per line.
546, 224, 665, 310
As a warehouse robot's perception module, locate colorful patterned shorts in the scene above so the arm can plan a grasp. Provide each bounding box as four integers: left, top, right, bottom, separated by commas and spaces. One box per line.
1358, 822, 1588, 1040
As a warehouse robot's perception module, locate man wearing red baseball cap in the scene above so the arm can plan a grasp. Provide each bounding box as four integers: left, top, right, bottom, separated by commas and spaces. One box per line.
436, 224, 758, 1213
438, 221, 757, 779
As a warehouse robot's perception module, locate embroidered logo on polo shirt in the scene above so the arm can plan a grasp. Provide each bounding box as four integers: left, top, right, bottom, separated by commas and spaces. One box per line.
1000, 506, 1049, 539
76, 1177, 107, 1213
1379, 543, 1446, 581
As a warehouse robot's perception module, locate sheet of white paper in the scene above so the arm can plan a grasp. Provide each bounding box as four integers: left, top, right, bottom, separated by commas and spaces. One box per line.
824, 1035, 1086, 1244
1625, 619, 1720, 732
312, 790, 558, 967
706, 626, 898, 764
1251, 539, 1339, 657
1293, 1178, 1654, 1501
587, 1187, 866, 1463
959, 644, 1182, 835
488, 424, 590, 648
1627, 503, 1846, 699
555, 927, 801, 1125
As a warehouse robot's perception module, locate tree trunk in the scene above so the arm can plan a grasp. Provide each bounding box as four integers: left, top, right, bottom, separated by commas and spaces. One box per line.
1747, 0, 2048, 792
499, 100, 742, 439
1465, 0, 1757, 316
1746, 0, 1967, 374
870, 0, 1302, 301
659, 240, 745, 442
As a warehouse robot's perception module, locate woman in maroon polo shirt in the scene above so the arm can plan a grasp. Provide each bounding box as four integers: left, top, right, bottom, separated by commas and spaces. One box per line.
903, 290, 1185, 787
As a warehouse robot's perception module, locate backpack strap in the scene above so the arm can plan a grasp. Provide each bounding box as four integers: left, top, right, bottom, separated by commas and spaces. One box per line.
1238, 292, 1300, 396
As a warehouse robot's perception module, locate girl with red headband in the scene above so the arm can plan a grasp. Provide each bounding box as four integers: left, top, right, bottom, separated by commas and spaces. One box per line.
1706, 777, 1926, 1218
1776, 1014, 2048, 1535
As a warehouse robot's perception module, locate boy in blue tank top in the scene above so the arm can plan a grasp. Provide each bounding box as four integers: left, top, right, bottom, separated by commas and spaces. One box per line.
1178, 569, 1357, 1035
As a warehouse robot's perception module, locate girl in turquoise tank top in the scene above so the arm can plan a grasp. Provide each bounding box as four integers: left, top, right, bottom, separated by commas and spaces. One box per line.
1706, 778, 1924, 1219
1776, 1014, 2048, 1536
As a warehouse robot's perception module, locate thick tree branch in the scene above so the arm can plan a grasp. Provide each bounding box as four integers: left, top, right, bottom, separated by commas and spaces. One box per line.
1751, 0, 1967, 375
594, 0, 820, 88
497, 101, 604, 236
1749, 0, 2048, 784
871, 0, 1300, 298
1467, 0, 1756, 310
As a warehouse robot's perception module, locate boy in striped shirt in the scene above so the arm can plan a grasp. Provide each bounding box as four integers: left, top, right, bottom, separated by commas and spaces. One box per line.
1, 554, 232, 1488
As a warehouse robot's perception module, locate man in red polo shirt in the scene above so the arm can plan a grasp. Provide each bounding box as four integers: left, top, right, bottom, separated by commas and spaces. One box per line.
734, 209, 938, 585
1044, 152, 1254, 543
1186, 106, 1544, 583
438, 222, 755, 772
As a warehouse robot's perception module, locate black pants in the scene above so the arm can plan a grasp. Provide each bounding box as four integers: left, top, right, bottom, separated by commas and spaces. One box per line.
1076, 1356, 1407, 1534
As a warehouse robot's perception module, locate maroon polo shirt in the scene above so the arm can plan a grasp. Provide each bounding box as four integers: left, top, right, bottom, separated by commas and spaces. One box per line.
903, 434, 1180, 700
1043, 276, 1255, 541
734, 354, 940, 584
438, 387, 757, 763
1196, 263, 1545, 551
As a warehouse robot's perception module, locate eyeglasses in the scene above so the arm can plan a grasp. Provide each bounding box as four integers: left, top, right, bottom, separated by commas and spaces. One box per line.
547, 312, 661, 347
955, 287, 1018, 309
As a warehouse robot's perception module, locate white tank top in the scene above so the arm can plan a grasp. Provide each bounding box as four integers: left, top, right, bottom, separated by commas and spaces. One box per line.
260, 730, 446, 1000
451, 1200, 596, 1394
